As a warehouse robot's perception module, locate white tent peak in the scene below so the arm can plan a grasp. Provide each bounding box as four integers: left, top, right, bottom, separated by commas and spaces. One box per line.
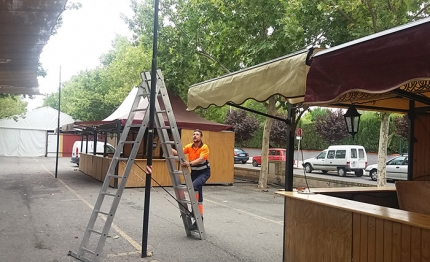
0, 106, 75, 131
103, 87, 144, 121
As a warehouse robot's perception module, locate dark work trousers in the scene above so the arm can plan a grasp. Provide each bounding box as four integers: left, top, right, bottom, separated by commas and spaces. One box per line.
191, 168, 211, 202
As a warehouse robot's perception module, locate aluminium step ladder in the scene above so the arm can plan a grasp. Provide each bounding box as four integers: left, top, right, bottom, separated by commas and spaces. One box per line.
68, 70, 205, 262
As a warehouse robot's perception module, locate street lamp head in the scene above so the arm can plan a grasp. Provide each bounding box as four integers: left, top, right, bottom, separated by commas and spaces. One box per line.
343, 105, 361, 139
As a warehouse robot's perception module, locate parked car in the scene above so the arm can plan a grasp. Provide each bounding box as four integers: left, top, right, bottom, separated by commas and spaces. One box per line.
365, 155, 408, 181
252, 148, 286, 167
302, 145, 367, 177
71, 141, 115, 166
234, 147, 249, 164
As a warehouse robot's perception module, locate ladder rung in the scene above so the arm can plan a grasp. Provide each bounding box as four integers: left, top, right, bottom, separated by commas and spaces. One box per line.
116, 157, 129, 161
82, 247, 95, 255
107, 174, 123, 179
174, 184, 187, 190
165, 156, 179, 160
161, 141, 175, 145
122, 141, 136, 144
178, 199, 191, 204
132, 108, 147, 112
89, 229, 103, 235
102, 192, 117, 197
95, 210, 110, 216
172, 171, 183, 175
128, 124, 142, 128
157, 126, 171, 130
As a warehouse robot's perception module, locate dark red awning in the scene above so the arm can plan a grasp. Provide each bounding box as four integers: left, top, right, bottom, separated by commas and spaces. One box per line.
305, 17, 430, 104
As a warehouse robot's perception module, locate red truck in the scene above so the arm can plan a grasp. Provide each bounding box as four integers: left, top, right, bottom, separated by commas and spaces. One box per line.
252, 148, 286, 167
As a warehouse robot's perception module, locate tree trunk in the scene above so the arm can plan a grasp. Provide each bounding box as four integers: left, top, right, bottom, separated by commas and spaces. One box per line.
377, 113, 390, 187
258, 96, 276, 189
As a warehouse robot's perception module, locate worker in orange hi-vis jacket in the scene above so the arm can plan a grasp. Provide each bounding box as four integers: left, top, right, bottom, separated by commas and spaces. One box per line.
172, 129, 210, 230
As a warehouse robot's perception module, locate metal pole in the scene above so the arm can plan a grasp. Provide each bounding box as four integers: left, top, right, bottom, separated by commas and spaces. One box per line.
54, 66, 61, 178
142, 0, 159, 257
283, 103, 295, 262
297, 137, 301, 167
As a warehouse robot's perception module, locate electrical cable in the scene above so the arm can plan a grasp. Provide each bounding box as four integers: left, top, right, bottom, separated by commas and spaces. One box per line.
124, 161, 194, 217
300, 148, 311, 193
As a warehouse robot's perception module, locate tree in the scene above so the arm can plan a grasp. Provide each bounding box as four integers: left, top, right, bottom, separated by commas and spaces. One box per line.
377, 113, 390, 187
225, 109, 259, 144
0, 94, 27, 120
314, 109, 349, 145
259, 96, 278, 189
125, 0, 305, 189
394, 114, 409, 140
307, 107, 328, 122
270, 117, 288, 147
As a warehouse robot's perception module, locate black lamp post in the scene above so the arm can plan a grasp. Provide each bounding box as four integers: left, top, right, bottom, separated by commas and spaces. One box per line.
343, 105, 361, 139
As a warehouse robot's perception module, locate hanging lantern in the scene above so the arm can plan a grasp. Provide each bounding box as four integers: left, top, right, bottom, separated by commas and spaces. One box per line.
343, 105, 361, 138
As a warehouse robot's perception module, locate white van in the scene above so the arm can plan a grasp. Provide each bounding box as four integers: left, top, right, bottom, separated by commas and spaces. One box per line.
302, 145, 367, 177
71, 141, 115, 166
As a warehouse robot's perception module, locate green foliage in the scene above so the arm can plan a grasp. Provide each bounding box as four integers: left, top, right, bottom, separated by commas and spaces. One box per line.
307, 107, 328, 121
241, 126, 264, 148
281, 0, 428, 48
0, 95, 27, 120
296, 121, 329, 150
393, 113, 409, 140
314, 109, 349, 144
195, 105, 230, 124
126, 0, 305, 102
225, 109, 259, 144
270, 118, 288, 147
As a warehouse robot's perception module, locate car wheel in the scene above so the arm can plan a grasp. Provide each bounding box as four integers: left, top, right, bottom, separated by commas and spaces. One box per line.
252, 160, 258, 167
355, 169, 364, 177
337, 167, 346, 177
321, 170, 328, 174
304, 163, 313, 173
370, 169, 378, 181
241, 160, 247, 164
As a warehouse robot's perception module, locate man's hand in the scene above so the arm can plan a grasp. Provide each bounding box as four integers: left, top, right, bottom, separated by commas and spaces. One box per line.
180, 158, 190, 167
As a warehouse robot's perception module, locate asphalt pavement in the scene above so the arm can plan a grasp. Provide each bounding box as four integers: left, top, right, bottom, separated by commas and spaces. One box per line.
0, 156, 285, 262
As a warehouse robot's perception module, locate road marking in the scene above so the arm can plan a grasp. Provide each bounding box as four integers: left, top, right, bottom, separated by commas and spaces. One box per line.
35, 158, 142, 252
204, 198, 284, 225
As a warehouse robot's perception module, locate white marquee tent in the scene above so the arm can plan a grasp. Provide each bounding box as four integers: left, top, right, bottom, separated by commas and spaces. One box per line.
0, 106, 75, 157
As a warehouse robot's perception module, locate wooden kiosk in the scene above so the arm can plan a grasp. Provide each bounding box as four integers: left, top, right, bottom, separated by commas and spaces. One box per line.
75, 88, 234, 187
79, 129, 234, 187
276, 19, 430, 262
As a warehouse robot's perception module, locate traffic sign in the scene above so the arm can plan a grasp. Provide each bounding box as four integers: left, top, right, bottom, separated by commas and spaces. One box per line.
295, 128, 303, 137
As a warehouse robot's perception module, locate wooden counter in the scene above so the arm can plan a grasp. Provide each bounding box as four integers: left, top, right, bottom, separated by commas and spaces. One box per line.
276, 188, 430, 262
79, 153, 234, 187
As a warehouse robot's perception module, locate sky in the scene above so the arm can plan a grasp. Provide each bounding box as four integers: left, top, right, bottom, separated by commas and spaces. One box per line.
26, 0, 134, 111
